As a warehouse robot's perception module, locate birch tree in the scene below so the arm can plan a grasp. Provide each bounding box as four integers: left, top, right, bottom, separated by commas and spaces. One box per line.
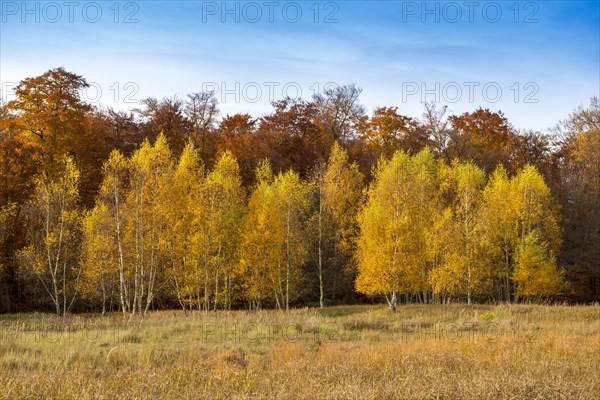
80, 203, 118, 314
273, 170, 310, 310
356, 149, 436, 310
429, 160, 487, 304
19, 157, 82, 316
510, 165, 563, 301
311, 142, 363, 308
194, 151, 245, 311
512, 232, 566, 299
480, 166, 519, 301
161, 142, 203, 311
239, 161, 282, 309
126, 133, 172, 315
97, 150, 130, 316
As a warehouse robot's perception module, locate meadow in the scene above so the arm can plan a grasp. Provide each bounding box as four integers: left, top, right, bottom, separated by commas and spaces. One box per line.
0, 304, 598, 399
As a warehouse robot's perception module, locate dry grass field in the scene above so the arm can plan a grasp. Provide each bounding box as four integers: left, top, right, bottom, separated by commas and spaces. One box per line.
0, 304, 598, 399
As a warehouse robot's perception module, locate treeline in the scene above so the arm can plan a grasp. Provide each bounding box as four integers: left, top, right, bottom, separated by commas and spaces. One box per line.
0, 68, 598, 313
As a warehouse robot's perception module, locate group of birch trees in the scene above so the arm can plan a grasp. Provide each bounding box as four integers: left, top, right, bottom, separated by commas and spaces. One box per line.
19, 132, 565, 315
73, 136, 361, 315
356, 149, 565, 310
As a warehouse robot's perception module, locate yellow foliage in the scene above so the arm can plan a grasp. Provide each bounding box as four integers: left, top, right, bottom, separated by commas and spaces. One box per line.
512, 232, 567, 298
356, 149, 436, 308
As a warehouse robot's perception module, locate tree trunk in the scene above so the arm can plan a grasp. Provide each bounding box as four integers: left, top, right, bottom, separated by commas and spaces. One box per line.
390, 290, 397, 312
318, 184, 324, 309
504, 246, 511, 303
213, 240, 222, 312
285, 212, 291, 311
101, 285, 107, 316
114, 184, 127, 317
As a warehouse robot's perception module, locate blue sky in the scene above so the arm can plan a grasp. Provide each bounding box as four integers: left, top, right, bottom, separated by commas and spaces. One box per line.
1, 0, 598, 130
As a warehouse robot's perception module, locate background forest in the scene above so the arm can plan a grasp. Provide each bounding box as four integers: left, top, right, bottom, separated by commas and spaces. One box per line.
0, 67, 598, 315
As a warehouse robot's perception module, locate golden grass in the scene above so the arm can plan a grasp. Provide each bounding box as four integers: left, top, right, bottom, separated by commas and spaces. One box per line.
0, 304, 598, 399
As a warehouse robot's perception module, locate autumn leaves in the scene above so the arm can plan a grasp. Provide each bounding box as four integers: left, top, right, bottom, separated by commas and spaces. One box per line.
4, 68, 583, 313
356, 151, 565, 310
19, 132, 565, 316
77, 137, 359, 315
